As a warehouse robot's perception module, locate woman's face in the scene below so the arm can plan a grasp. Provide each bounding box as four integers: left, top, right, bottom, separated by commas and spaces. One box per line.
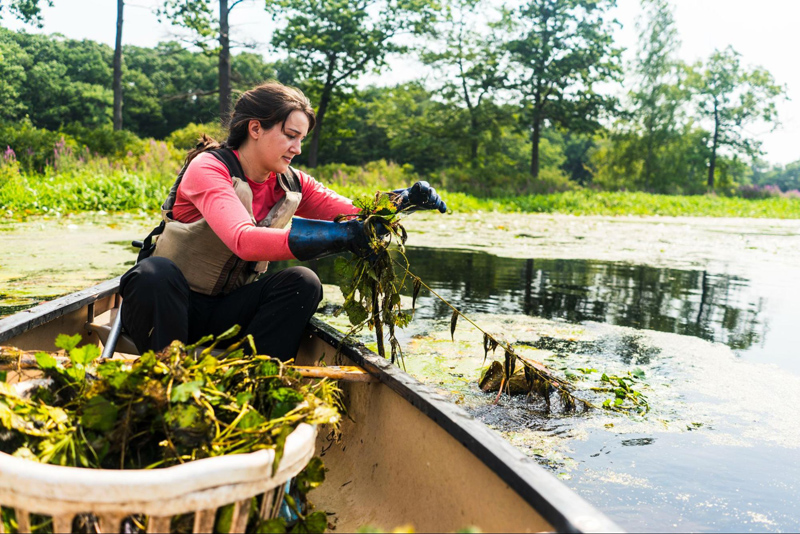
246, 110, 309, 177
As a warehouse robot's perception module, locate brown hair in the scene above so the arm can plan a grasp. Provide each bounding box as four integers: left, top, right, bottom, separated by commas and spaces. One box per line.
185, 81, 316, 165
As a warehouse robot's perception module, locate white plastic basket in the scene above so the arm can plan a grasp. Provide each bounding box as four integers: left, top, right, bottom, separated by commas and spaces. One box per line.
0, 423, 316, 533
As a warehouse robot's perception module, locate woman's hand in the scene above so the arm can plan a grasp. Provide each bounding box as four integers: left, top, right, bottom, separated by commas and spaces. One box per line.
392, 181, 447, 213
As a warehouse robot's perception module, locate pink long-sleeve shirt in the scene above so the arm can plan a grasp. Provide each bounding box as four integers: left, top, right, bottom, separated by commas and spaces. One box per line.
171, 151, 357, 261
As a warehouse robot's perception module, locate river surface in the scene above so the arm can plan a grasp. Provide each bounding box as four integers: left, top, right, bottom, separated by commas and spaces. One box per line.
2, 213, 800, 532
274, 246, 800, 533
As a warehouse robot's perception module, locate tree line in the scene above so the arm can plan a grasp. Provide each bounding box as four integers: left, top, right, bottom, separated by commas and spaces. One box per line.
0, 0, 794, 195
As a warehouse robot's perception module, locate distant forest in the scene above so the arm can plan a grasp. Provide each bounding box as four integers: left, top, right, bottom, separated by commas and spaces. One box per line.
0, 0, 797, 197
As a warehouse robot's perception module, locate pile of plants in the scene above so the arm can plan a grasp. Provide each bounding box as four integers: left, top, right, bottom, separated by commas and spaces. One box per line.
0, 327, 340, 533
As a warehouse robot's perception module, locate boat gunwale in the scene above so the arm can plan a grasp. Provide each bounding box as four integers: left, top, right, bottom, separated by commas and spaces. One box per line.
0, 279, 623, 534
0, 277, 121, 345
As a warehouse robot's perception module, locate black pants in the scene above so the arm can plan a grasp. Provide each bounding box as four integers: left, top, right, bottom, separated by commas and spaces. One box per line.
119, 257, 323, 361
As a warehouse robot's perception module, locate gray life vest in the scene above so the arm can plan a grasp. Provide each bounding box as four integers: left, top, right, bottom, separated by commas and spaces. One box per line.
151, 149, 302, 296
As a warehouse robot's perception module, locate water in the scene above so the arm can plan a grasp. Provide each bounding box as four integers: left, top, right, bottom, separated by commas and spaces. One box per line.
275, 247, 800, 532
288, 247, 792, 369
4, 243, 799, 531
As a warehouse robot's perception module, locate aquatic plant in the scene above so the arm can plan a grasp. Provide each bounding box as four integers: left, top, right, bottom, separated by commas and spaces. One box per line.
406, 272, 592, 413
0, 328, 340, 532
332, 192, 412, 365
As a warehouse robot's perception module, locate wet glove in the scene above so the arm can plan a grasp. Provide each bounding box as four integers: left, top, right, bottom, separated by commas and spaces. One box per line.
288, 217, 386, 261
392, 181, 447, 213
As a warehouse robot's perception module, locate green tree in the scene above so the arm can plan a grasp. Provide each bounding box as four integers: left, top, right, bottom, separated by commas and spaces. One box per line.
689, 47, 786, 189
365, 82, 460, 173
421, 0, 507, 167
158, 0, 254, 119
752, 159, 800, 193
124, 41, 218, 137
266, 0, 438, 167
628, 0, 688, 190
0, 0, 52, 26
503, 0, 621, 187
6, 31, 113, 129
0, 29, 28, 121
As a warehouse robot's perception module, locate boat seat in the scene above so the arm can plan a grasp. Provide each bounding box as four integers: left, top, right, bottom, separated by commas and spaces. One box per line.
86, 308, 140, 355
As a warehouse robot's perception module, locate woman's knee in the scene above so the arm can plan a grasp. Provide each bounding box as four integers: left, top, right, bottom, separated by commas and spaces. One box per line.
263, 266, 322, 307
284, 266, 323, 303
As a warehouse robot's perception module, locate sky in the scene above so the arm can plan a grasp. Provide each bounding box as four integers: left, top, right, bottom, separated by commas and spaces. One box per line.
4, 0, 799, 166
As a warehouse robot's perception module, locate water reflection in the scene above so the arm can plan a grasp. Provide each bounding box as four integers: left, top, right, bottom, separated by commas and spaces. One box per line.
286, 248, 766, 352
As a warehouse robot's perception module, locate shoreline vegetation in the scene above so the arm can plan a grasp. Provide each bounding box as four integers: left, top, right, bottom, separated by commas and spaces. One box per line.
1, 123, 799, 220
2, 149, 800, 220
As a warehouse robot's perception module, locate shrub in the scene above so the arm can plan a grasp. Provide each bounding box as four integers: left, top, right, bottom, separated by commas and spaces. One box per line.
435, 165, 577, 197
166, 122, 227, 151
739, 184, 791, 199
64, 123, 149, 159
0, 120, 79, 173
313, 160, 419, 191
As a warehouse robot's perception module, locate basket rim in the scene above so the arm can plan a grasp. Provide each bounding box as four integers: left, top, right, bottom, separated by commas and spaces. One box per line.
0, 423, 316, 505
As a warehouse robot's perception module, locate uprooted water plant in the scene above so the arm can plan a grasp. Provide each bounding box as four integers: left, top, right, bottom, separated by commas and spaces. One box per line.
332, 192, 412, 366
331, 192, 592, 413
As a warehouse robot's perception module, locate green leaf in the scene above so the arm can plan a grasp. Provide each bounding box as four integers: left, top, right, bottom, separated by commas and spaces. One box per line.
269, 388, 304, 419
55, 333, 81, 352
343, 300, 369, 326
165, 404, 203, 429
196, 355, 218, 373
296, 456, 326, 494
292, 511, 327, 534
138, 351, 157, 371
80, 395, 119, 432
170, 380, 204, 403
236, 392, 254, 406
215, 503, 234, 534
35, 351, 58, 370
216, 325, 241, 341
632, 367, 646, 379
239, 409, 266, 430
64, 365, 85, 384
70, 343, 100, 366
614, 398, 624, 406
259, 361, 280, 377
96, 360, 128, 389
257, 518, 288, 534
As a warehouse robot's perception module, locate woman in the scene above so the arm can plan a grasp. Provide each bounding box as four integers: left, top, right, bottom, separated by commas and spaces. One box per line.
120, 81, 446, 361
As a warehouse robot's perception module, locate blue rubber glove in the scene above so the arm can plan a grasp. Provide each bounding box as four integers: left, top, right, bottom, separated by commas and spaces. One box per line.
392, 181, 447, 213
288, 217, 386, 261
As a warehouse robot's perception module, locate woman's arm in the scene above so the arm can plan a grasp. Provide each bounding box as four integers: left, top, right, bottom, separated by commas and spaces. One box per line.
174, 153, 295, 261
293, 171, 358, 220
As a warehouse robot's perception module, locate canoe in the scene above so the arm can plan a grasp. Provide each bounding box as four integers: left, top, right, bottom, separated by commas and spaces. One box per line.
0, 277, 623, 533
